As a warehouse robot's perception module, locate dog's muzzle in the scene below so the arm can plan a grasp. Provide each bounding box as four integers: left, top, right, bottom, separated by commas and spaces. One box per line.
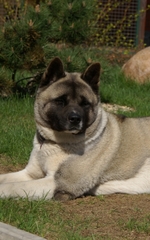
67, 111, 83, 133
68, 112, 81, 125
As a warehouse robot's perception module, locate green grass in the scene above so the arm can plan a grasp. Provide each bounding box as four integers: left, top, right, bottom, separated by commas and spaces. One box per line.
0, 97, 35, 165
124, 216, 150, 234
0, 198, 97, 239
100, 65, 150, 117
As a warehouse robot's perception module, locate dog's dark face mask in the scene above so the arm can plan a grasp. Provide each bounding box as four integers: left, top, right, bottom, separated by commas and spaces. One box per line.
36, 57, 101, 134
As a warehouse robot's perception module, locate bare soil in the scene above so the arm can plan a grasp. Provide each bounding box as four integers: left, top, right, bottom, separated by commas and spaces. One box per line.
0, 155, 25, 174
60, 194, 150, 240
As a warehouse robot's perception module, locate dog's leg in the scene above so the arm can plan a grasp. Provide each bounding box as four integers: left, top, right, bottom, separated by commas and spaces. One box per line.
0, 169, 34, 184
54, 190, 75, 201
0, 176, 56, 200
94, 158, 150, 195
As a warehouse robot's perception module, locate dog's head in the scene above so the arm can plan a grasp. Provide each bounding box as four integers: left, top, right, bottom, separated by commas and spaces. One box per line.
35, 57, 101, 135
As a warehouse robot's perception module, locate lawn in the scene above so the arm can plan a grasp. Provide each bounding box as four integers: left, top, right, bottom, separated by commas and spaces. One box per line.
0, 61, 150, 239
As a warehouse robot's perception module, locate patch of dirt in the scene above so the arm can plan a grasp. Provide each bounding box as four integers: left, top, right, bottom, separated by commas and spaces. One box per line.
0, 155, 24, 174
0, 164, 23, 174
60, 194, 150, 240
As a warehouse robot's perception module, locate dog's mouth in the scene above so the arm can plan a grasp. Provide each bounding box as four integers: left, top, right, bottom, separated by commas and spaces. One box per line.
65, 129, 80, 134
65, 123, 83, 134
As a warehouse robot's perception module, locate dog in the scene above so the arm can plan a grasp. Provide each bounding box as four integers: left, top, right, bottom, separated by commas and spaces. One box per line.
0, 57, 150, 201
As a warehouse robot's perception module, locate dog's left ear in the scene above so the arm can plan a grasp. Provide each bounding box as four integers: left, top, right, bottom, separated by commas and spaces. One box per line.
40, 57, 65, 88
81, 63, 101, 93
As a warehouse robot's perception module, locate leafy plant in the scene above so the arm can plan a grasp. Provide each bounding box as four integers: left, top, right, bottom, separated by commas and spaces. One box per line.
0, 67, 14, 96
0, 0, 96, 95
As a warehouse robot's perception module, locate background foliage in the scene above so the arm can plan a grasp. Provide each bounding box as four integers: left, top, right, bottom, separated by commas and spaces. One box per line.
94, 0, 150, 47
0, 0, 95, 95
0, 0, 149, 95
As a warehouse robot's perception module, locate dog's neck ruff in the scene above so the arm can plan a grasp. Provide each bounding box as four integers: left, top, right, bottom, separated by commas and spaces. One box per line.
36, 107, 108, 145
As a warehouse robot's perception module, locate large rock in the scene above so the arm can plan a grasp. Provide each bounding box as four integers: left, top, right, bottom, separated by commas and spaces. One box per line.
122, 47, 150, 83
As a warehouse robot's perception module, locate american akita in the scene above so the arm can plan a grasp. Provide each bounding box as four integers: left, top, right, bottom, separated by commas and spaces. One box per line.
0, 57, 150, 201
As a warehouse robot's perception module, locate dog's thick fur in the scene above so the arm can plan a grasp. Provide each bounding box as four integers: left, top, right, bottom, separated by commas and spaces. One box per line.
0, 57, 150, 201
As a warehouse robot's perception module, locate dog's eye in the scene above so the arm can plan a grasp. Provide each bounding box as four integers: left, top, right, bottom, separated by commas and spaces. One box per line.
80, 99, 90, 108
54, 97, 66, 107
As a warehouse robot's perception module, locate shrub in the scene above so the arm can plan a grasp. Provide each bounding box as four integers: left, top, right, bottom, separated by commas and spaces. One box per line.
0, 0, 96, 95
0, 68, 14, 96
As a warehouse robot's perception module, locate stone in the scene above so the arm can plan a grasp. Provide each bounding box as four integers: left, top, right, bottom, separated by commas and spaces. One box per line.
0, 222, 46, 240
122, 47, 150, 83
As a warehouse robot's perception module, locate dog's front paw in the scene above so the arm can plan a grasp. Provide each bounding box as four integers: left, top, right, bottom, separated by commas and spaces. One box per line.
54, 190, 75, 201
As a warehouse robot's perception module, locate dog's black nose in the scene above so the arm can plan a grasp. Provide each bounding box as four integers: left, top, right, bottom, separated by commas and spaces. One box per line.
68, 112, 81, 124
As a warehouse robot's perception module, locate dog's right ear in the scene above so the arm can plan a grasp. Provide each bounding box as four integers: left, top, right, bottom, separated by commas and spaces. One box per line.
81, 62, 101, 94
40, 57, 66, 88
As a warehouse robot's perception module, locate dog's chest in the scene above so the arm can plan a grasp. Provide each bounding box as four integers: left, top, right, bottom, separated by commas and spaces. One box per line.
37, 141, 84, 176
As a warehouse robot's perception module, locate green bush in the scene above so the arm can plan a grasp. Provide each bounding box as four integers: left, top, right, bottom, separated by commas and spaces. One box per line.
59, 0, 95, 44
0, 0, 96, 95
0, 68, 14, 96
